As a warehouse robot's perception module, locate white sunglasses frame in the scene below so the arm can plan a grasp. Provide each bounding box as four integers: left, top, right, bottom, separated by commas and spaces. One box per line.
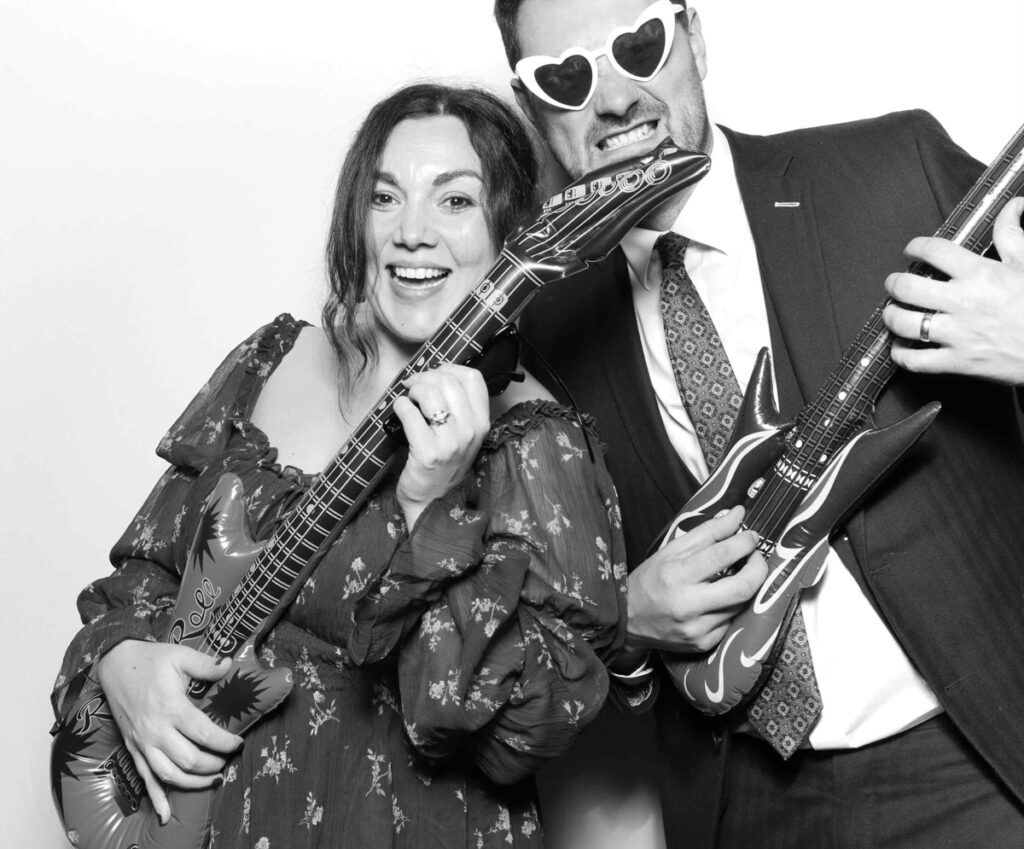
515, 0, 686, 111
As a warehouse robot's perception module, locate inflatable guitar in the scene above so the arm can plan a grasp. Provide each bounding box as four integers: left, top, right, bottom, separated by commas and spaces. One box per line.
50, 140, 711, 849
658, 122, 1024, 716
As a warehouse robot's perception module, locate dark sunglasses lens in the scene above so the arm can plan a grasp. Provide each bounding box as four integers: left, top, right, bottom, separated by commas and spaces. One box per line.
611, 18, 667, 78
533, 53, 593, 107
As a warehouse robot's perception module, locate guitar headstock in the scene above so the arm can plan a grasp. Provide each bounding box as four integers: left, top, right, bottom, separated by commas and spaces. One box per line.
505, 138, 710, 280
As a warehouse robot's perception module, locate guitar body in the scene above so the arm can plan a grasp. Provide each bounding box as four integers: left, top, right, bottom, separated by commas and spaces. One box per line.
653, 350, 792, 546
51, 474, 294, 849
658, 352, 940, 714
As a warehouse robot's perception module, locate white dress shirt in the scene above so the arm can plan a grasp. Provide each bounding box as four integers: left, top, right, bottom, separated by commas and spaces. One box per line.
619, 124, 941, 749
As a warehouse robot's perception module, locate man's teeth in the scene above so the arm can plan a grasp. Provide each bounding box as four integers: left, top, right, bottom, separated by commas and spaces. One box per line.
602, 123, 655, 151
392, 267, 448, 281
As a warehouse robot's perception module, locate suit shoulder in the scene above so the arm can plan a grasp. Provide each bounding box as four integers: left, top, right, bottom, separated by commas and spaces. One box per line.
768, 109, 945, 151
724, 110, 980, 204
744, 111, 968, 177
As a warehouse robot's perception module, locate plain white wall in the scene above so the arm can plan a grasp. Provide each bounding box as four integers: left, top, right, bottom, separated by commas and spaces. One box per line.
2, 1, 1021, 845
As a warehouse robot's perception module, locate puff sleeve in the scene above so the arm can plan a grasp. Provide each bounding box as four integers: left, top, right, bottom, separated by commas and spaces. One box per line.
51, 316, 309, 718
350, 403, 628, 784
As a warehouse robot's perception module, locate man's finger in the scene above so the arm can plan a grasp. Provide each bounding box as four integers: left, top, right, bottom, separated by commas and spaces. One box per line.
882, 302, 944, 345
992, 197, 1024, 267
661, 505, 746, 553
884, 272, 953, 315
902, 235, 979, 278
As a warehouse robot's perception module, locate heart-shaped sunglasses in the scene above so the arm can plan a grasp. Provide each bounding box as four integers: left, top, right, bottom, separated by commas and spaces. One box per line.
515, 0, 686, 111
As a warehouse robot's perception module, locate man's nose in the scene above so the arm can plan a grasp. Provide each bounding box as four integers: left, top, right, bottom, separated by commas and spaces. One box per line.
590, 57, 642, 117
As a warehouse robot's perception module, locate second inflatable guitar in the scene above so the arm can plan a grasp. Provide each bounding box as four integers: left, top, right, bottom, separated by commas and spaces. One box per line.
657, 122, 1024, 716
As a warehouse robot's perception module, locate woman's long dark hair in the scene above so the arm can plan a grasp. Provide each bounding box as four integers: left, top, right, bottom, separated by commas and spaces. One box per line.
323, 82, 539, 394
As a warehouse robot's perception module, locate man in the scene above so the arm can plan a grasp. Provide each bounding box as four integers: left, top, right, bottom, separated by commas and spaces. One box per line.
493, 0, 1024, 847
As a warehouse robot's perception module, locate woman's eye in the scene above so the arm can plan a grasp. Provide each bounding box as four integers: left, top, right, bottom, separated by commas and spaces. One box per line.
442, 194, 476, 212
371, 190, 397, 209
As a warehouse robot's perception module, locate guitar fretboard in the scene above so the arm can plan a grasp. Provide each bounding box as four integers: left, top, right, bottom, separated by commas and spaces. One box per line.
200, 251, 536, 656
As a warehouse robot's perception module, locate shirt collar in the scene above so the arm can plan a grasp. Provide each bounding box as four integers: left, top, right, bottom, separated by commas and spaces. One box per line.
621, 124, 745, 290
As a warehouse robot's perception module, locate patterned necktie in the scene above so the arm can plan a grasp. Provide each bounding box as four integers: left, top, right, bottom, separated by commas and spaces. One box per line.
746, 604, 822, 758
655, 231, 821, 758
655, 232, 743, 472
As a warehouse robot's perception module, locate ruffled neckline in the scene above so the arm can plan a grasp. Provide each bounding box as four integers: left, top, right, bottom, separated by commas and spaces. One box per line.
183, 314, 598, 486
240, 398, 596, 485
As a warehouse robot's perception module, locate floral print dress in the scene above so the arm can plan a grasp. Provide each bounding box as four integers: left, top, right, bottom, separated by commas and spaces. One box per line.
52, 314, 628, 848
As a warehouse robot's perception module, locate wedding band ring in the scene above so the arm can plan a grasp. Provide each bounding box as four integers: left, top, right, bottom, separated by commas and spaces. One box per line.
918, 311, 934, 344
429, 409, 450, 427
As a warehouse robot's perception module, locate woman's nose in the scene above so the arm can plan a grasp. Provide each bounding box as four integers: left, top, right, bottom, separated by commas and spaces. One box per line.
394, 201, 438, 248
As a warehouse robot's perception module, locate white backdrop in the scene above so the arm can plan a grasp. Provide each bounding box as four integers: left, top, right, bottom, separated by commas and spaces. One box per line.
2, 0, 1021, 844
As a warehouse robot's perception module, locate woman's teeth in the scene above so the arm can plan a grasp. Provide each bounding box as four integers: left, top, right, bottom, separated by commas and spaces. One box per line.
391, 266, 449, 284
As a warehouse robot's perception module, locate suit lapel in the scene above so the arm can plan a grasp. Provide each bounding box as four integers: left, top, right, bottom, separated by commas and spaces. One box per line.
722, 127, 846, 418
722, 126, 870, 579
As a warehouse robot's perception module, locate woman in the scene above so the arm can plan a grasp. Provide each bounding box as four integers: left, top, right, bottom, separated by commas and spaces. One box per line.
52, 83, 627, 848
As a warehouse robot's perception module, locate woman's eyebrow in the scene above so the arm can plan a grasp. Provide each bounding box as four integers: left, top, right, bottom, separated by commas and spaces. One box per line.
434, 169, 483, 187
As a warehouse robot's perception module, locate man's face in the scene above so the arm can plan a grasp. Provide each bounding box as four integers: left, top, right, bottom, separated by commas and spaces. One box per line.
513, 0, 711, 179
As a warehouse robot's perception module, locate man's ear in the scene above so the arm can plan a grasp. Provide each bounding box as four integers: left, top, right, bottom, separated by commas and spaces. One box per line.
511, 77, 541, 130
686, 9, 708, 81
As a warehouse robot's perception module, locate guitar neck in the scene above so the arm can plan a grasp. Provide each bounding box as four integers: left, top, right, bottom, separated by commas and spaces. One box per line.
200, 251, 539, 655
746, 123, 1024, 549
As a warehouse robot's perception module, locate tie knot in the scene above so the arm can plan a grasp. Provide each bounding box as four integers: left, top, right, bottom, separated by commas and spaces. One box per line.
655, 231, 690, 273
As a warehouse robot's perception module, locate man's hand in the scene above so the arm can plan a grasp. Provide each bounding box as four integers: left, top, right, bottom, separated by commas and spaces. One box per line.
624, 506, 767, 656
883, 197, 1024, 385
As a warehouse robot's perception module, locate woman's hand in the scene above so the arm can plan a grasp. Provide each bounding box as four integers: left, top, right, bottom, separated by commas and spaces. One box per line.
96, 640, 244, 824
393, 363, 491, 528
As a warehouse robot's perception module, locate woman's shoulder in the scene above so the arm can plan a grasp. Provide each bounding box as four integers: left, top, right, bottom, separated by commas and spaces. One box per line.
484, 369, 598, 449
482, 398, 600, 457
157, 313, 310, 464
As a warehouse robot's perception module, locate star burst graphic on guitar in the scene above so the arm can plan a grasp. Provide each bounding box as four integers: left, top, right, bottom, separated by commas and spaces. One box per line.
205, 669, 270, 728
191, 496, 224, 573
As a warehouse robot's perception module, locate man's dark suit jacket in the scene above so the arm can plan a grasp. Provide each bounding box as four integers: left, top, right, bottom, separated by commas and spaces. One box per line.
520, 110, 1024, 848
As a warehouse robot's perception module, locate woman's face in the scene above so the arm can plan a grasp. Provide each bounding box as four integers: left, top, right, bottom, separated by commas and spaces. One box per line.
366, 115, 496, 352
